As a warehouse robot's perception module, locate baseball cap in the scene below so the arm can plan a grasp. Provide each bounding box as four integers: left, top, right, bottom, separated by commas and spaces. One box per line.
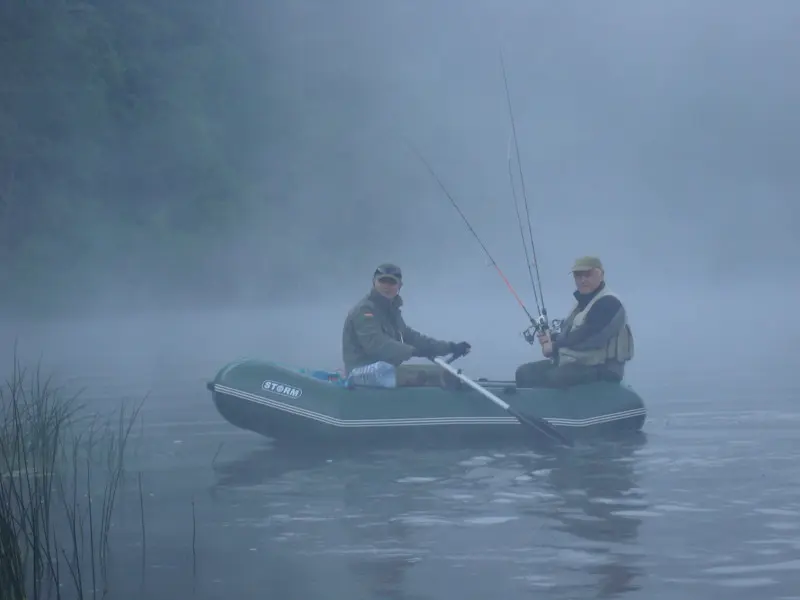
374, 263, 402, 282
570, 256, 603, 272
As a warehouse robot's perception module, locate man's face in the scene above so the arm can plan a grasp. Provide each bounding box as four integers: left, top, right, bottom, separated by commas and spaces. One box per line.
374, 275, 401, 299
573, 268, 603, 294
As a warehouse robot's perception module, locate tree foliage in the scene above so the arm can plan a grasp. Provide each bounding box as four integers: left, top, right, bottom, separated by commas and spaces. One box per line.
0, 0, 276, 314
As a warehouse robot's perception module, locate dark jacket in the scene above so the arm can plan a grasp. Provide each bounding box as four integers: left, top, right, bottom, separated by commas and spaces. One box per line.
342, 289, 453, 374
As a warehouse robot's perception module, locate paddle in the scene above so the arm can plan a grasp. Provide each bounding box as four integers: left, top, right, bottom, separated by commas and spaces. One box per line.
432, 356, 573, 447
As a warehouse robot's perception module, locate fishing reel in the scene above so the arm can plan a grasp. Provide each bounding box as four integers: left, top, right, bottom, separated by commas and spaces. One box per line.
522, 316, 562, 345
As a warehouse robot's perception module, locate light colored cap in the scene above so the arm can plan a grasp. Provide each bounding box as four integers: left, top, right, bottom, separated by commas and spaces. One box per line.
570, 256, 603, 272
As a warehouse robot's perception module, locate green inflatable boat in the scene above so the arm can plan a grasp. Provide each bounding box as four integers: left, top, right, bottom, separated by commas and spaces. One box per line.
206, 359, 647, 447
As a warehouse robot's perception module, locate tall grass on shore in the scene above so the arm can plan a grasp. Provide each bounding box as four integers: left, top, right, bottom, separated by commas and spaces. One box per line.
0, 353, 144, 599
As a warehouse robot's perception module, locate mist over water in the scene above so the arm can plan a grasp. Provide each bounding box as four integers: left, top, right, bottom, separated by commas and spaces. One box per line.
4, 1, 800, 598
5, 0, 799, 316
1, 275, 796, 398
254, 0, 800, 289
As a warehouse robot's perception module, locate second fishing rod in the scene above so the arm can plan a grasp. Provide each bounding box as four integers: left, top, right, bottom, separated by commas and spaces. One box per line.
407, 54, 557, 346
406, 141, 557, 347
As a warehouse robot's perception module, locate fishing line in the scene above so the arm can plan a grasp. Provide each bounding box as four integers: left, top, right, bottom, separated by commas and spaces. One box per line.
403, 140, 538, 326
500, 51, 549, 324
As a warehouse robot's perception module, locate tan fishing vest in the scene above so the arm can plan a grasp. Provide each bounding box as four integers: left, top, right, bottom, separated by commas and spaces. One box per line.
557, 286, 634, 367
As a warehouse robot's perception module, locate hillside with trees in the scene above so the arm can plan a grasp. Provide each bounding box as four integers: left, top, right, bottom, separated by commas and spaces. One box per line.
0, 0, 304, 315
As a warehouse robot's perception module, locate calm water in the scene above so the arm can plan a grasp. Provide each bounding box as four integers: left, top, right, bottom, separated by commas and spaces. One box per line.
2, 303, 799, 600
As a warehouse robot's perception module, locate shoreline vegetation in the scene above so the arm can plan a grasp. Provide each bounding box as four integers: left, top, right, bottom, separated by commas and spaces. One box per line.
0, 1, 275, 318
2, 0, 399, 320
0, 350, 145, 599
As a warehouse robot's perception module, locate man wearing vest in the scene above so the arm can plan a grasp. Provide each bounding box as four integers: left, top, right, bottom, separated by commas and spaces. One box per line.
515, 256, 634, 389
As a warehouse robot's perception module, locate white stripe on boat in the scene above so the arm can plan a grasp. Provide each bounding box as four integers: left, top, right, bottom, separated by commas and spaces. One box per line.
211, 384, 646, 429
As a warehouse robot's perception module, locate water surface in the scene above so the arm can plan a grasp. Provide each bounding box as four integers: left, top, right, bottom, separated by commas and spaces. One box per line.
2, 305, 798, 600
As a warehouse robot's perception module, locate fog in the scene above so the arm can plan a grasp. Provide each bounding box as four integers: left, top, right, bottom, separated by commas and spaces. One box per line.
4, 0, 800, 380
245, 0, 800, 291
4, 8, 800, 600
209, 0, 797, 304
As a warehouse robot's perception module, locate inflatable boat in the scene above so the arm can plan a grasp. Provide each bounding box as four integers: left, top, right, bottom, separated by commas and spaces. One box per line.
205, 359, 647, 448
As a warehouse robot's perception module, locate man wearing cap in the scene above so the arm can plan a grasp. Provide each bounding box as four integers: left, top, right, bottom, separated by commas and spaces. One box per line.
342, 263, 471, 386
515, 256, 634, 388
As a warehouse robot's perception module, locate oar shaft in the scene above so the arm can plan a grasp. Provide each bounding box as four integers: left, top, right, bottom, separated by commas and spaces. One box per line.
433, 357, 572, 447
433, 358, 511, 410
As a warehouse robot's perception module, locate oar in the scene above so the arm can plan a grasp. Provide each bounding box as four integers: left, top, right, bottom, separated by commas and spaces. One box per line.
432, 357, 573, 447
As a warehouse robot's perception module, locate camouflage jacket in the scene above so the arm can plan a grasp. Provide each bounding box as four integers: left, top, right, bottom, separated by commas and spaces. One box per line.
341, 289, 453, 374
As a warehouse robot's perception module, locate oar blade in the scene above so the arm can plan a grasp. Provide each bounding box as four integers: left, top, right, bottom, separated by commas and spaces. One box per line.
507, 406, 573, 447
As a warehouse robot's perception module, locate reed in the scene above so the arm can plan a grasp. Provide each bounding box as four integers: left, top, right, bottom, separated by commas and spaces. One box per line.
0, 350, 145, 600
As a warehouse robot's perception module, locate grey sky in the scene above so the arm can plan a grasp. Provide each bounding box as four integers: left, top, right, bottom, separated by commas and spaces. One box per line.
254, 0, 798, 292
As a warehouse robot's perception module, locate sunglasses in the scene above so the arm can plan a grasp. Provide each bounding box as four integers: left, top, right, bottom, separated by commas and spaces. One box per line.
377, 276, 400, 285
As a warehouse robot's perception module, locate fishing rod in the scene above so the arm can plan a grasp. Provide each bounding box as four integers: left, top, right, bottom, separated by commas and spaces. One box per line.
499, 52, 557, 344
405, 142, 539, 329
404, 56, 557, 346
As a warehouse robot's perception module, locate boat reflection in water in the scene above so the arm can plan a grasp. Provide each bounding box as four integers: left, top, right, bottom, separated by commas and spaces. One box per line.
211, 432, 649, 599
515, 433, 649, 597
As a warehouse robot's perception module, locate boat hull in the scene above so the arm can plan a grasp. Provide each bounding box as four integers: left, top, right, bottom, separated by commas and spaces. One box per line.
206, 359, 646, 447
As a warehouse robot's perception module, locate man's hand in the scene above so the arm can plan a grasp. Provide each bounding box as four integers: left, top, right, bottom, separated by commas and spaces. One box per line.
449, 341, 471, 357
537, 331, 553, 358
